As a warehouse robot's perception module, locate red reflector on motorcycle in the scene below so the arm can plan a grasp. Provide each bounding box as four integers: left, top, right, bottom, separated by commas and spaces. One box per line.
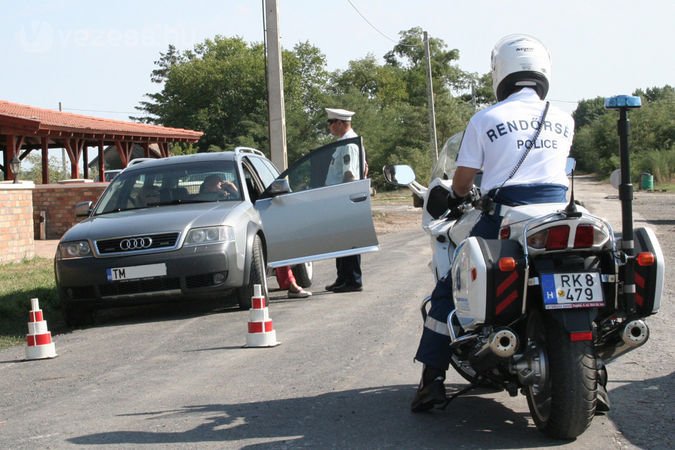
570, 331, 593, 342
636, 252, 655, 266
498, 257, 516, 271
573, 224, 595, 248
546, 225, 570, 250
471, 267, 477, 281
499, 226, 510, 239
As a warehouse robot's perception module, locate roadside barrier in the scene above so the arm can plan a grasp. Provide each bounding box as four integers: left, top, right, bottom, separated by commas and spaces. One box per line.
25, 298, 57, 360
244, 284, 280, 347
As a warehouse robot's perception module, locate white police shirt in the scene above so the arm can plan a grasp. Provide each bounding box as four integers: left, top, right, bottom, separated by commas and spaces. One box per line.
456, 88, 574, 193
325, 128, 360, 185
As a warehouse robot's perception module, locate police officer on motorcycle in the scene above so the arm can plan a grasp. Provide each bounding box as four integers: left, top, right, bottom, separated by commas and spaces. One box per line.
411, 34, 612, 412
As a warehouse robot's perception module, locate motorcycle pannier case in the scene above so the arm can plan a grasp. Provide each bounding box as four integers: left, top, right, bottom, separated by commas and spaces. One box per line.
451, 237, 526, 331
632, 227, 664, 316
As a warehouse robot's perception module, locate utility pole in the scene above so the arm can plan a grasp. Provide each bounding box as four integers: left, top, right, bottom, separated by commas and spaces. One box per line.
264, 0, 288, 170
423, 31, 439, 161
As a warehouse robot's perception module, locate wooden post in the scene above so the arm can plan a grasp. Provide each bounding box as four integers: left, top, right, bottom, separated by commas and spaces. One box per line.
41, 137, 49, 183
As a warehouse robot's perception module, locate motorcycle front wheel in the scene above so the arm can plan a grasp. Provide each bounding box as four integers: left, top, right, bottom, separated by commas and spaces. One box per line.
524, 310, 596, 439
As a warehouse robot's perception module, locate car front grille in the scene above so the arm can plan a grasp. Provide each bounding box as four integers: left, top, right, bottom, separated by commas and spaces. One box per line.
96, 233, 180, 254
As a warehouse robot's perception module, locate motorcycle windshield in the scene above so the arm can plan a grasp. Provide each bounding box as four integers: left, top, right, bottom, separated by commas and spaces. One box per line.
430, 131, 464, 183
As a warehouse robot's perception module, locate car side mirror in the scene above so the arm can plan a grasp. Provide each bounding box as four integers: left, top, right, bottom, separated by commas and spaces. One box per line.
383, 164, 416, 186
268, 178, 291, 196
75, 201, 93, 217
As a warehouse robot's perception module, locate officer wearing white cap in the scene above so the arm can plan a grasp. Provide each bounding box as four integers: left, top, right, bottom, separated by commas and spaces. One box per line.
325, 107, 355, 122
324, 107, 366, 293
324, 108, 362, 185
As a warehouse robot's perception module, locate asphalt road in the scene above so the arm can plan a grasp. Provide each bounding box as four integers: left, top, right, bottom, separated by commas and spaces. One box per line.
1, 177, 672, 449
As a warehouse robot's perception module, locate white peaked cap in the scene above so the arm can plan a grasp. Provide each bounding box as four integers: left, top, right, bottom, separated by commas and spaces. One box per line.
325, 108, 355, 121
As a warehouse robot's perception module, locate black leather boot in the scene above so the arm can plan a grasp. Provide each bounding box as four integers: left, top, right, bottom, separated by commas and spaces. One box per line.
411, 367, 447, 412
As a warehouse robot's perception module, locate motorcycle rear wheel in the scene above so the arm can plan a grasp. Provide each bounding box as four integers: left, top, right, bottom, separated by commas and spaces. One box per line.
524, 310, 596, 439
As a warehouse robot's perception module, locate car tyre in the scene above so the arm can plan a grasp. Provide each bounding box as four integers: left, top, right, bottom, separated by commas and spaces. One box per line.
237, 235, 268, 310
292, 262, 313, 288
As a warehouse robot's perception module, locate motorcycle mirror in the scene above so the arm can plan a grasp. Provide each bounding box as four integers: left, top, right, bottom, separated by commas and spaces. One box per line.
565, 158, 576, 176
382, 164, 416, 186
609, 169, 622, 190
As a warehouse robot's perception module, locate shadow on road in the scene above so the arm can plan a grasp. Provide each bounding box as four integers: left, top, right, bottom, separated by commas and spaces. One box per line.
67, 384, 562, 449
608, 371, 675, 449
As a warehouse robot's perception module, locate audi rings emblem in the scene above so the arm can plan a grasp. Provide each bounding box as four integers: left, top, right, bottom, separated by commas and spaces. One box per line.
120, 237, 153, 250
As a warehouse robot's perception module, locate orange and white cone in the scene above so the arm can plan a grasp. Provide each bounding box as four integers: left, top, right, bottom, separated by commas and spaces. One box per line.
25, 298, 57, 360
245, 284, 279, 347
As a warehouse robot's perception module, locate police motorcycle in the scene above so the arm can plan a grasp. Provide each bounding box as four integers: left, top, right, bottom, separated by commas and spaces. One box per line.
383, 96, 664, 439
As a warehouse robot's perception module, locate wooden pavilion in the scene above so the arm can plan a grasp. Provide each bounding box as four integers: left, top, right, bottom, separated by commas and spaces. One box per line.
0, 99, 203, 183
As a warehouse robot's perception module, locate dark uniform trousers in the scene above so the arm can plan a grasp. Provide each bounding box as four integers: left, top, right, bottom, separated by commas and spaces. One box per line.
335, 255, 362, 287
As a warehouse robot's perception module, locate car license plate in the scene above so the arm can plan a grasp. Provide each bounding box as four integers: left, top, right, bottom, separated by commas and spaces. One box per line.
540, 272, 604, 310
106, 263, 167, 282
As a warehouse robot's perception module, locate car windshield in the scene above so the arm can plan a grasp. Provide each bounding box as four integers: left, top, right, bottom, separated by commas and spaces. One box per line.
429, 131, 464, 182
93, 160, 242, 215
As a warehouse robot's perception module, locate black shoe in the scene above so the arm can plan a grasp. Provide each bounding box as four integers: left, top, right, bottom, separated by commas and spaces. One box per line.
332, 284, 363, 293
325, 281, 344, 291
411, 368, 447, 412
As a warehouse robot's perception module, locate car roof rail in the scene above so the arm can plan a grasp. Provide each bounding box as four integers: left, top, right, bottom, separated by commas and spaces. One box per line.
233, 147, 265, 157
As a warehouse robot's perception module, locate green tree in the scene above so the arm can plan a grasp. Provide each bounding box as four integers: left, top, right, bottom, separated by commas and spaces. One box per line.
18, 152, 69, 183
572, 85, 675, 182
324, 29, 478, 187
573, 97, 607, 130
134, 37, 333, 163
134, 31, 483, 187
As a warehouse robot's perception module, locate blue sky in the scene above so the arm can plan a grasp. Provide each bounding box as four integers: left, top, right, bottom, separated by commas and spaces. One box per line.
2, 0, 673, 122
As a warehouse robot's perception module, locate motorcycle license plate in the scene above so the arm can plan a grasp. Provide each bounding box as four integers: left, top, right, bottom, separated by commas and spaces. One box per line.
540, 273, 604, 310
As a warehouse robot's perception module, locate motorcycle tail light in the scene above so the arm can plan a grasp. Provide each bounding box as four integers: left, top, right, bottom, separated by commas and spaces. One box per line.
636, 252, 655, 266
573, 224, 595, 248
499, 226, 511, 239
528, 225, 570, 250
545, 225, 570, 250
573, 223, 608, 248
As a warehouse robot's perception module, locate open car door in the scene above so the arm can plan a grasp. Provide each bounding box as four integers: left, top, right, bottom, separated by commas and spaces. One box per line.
255, 137, 379, 268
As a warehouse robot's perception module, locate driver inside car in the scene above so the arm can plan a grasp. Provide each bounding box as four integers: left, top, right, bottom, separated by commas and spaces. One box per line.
199, 174, 239, 199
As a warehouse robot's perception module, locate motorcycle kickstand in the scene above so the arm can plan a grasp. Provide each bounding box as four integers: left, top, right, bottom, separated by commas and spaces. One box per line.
439, 383, 481, 410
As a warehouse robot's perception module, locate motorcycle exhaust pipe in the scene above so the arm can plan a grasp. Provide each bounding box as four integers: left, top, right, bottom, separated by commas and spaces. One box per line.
473, 328, 519, 360
489, 328, 519, 358
621, 319, 650, 348
597, 319, 650, 362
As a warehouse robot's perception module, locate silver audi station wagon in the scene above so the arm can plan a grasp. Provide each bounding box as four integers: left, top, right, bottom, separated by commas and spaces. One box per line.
55, 139, 377, 326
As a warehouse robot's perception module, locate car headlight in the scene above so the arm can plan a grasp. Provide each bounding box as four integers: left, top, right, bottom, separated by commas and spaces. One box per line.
58, 241, 93, 259
185, 226, 235, 246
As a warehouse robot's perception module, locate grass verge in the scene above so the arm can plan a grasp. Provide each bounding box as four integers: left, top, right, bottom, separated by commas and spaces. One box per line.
0, 257, 64, 350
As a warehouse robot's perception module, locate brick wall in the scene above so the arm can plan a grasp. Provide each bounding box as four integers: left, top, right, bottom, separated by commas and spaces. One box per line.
0, 184, 35, 264
32, 182, 108, 239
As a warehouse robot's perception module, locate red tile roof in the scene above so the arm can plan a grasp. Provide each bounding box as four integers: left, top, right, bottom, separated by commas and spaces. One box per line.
0, 99, 202, 142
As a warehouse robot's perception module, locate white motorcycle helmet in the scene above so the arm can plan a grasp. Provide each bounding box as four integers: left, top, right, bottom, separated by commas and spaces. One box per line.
491, 34, 551, 101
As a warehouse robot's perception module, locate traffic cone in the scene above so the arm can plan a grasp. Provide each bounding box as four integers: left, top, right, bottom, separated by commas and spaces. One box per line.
245, 284, 279, 347
25, 298, 57, 360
